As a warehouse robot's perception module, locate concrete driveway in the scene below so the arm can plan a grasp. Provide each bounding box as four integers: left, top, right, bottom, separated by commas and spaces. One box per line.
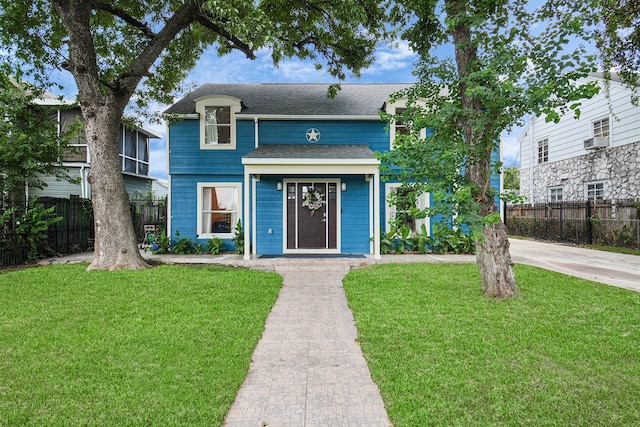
509, 238, 640, 293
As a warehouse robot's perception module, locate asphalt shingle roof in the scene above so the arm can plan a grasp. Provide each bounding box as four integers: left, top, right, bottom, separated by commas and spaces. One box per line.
164, 83, 412, 116
243, 144, 375, 160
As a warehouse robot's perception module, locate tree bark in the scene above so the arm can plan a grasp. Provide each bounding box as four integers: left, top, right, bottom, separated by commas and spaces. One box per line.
445, 0, 518, 297
53, 0, 149, 270
475, 191, 518, 298
52, 0, 211, 270
83, 106, 149, 271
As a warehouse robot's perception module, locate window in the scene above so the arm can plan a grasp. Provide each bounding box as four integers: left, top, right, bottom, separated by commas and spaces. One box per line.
537, 138, 549, 164
204, 106, 231, 145
585, 181, 605, 201
394, 107, 409, 137
385, 183, 429, 233
549, 186, 563, 202
197, 183, 242, 238
386, 100, 429, 148
60, 109, 88, 162
118, 125, 150, 176
593, 117, 610, 138
195, 96, 241, 150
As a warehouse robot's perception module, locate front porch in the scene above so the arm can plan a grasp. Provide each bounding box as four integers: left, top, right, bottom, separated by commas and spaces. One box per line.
241, 144, 381, 260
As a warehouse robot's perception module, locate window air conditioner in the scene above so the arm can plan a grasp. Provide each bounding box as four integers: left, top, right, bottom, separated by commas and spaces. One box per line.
584, 137, 609, 150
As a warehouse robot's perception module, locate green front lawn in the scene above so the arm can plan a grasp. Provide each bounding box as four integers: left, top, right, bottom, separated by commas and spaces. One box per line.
0, 264, 281, 426
344, 264, 640, 426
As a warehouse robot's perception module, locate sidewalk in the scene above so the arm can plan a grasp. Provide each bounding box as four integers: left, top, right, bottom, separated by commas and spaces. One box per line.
223, 259, 391, 427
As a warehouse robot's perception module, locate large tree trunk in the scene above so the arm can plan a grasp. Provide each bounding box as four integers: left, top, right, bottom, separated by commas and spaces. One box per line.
475, 196, 518, 298
83, 106, 149, 271
53, 0, 149, 271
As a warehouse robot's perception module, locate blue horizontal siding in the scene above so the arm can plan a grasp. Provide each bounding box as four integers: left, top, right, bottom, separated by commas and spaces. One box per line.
339, 176, 371, 253
257, 120, 389, 149
170, 175, 244, 251
168, 115, 502, 254
169, 119, 254, 176
255, 177, 284, 254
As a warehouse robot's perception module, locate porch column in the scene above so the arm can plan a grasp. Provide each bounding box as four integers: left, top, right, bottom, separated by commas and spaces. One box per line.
373, 170, 381, 259
251, 175, 259, 257
243, 170, 250, 260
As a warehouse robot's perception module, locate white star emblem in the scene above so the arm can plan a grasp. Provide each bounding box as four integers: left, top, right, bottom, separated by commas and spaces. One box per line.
306, 128, 321, 143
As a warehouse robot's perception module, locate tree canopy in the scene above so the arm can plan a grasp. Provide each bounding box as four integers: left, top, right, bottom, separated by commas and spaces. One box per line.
593, 0, 640, 99
0, 1, 390, 105
0, 0, 392, 270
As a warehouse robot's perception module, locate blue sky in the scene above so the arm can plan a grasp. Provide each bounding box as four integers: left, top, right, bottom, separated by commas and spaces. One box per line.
50, 41, 524, 180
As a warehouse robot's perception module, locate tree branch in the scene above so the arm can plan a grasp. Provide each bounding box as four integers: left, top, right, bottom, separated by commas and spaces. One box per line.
195, 14, 256, 60
91, 0, 156, 39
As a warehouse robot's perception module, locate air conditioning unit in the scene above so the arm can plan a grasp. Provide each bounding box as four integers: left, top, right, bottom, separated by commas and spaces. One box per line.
584, 137, 609, 150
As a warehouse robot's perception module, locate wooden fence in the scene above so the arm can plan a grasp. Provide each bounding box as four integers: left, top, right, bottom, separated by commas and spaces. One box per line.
505, 200, 640, 249
1, 196, 167, 268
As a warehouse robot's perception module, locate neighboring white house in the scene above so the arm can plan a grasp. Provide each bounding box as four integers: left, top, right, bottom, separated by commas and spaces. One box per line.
519, 73, 640, 203
28, 97, 160, 200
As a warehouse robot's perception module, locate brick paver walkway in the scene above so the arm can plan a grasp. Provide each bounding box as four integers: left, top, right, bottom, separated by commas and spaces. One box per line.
223, 259, 391, 427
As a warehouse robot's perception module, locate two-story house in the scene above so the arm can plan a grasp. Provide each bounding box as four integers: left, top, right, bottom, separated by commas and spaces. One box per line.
518, 73, 640, 203
165, 83, 502, 258
28, 97, 160, 200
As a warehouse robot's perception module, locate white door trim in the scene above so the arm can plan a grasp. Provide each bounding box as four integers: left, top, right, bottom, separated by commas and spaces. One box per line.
282, 178, 341, 254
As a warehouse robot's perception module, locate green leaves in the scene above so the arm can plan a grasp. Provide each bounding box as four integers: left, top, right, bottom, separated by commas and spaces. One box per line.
382, 0, 600, 237
0, 70, 79, 209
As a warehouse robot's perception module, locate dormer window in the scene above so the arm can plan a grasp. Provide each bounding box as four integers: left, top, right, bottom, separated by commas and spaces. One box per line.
195, 96, 241, 150
204, 106, 231, 145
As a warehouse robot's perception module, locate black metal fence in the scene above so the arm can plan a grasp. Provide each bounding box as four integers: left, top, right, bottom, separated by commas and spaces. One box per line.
41, 196, 95, 254
1, 196, 167, 268
505, 200, 640, 250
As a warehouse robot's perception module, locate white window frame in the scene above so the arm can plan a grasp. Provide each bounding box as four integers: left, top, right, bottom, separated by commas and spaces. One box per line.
549, 186, 563, 202
385, 99, 427, 149
585, 181, 605, 201
197, 182, 242, 239
384, 183, 430, 234
537, 138, 549, 164
195, 95, 241, 150
59, 109, 89, 163
592, 117, 610, 138
119, 127, 150, 176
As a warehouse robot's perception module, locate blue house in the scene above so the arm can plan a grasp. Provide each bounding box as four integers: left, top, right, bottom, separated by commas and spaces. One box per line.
164, 83, 499, 259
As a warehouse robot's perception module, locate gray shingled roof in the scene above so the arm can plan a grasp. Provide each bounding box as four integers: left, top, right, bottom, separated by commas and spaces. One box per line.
243, 144, 375, 160
163, 83, 412, 116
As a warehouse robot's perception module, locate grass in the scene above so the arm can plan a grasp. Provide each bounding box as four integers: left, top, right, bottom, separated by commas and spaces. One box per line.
0, 264, 281, 426
344, 263, 640, 426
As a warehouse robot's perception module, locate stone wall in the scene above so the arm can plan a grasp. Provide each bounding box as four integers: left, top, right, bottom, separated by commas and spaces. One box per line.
520, 141, 640, 203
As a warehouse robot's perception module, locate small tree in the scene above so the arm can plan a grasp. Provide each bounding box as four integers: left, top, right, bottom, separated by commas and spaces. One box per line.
0, 70, 78, 204
503, 166, 520, 191
381, 0, 599, 297
0, 69, 78, 252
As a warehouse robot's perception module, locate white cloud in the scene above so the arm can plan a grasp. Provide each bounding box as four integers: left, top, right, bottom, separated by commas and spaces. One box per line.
363, 41, 416, 74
